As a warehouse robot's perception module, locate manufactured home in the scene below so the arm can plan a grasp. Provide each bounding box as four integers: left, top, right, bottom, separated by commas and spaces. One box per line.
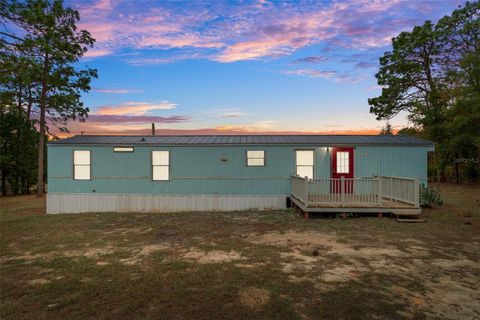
47, 135, 434, 215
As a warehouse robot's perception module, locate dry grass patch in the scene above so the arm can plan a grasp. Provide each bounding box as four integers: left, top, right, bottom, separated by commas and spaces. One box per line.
239, 287, 271, 309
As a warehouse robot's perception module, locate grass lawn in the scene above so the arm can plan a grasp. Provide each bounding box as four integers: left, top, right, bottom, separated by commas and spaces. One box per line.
1, 183, 479, 319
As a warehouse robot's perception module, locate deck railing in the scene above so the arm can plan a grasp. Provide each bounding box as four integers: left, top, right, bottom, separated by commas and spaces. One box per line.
379, 176, 419, 206
291, 175, 420, 208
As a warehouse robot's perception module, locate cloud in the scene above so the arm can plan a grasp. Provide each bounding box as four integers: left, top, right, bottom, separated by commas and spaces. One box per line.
219, 112, 250, 118
284, 69, 338, 79
292, 56, 328, 64
92, 88, 142, 94
126, 58, 172, 66
87, 114, 190, 124
216, 120, 277, 131
83, 49, 114, 58
58, 124, 388, 137
60, 113, 191, 136
94, 101, 177, 116
73, 0, 456, 63
355, 61, 378, 69
283, 68, 366, 83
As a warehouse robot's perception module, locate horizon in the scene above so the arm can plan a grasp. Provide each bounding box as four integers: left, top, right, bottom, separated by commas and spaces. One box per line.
54, 0, 463, 136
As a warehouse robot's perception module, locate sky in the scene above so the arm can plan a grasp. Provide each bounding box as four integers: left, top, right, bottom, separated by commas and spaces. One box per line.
64, 0, 462, 136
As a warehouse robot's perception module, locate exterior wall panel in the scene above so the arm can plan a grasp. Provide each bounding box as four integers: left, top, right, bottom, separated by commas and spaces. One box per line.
47, 194, 287, 214
355, 146, 430, 185
48, 145, 330, 195
47, 144, 431, 213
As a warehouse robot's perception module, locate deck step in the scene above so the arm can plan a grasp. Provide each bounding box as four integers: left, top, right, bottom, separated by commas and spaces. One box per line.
395, 218, 426, 223
391, 211, 421, 216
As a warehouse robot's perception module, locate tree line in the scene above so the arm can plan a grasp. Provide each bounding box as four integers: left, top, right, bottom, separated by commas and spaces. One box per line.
370, 2, 480, 183
1, 0, 96, 196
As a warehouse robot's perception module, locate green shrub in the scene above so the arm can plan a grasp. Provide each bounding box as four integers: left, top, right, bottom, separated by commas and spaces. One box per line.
420, 185, 443, 208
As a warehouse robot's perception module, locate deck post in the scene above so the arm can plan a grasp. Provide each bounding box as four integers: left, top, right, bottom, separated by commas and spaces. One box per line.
414, 178, 420, 207
390, 176, 394, 201
377, 177, 382, 206
304, 177, 309, 207
341, 177, 345, 206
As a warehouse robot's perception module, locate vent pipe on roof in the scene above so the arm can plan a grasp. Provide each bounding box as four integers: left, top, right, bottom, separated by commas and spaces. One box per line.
152, 123, 155, 136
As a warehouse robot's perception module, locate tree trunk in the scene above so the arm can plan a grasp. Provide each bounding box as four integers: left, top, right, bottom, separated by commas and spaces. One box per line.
27, 87, 33, 121
36, 53, 49, 198
1, 170, 6, 196
455, 154, 460, 184
36, 106, 46, 197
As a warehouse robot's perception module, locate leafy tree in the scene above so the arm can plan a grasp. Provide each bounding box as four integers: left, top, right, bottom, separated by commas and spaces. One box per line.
437, 2, 480, 183
379, 121, 393, 135
0, 106, 38, 195
369, 1, 480, 182
397, 127, 421, 137
1, 0, 97, 196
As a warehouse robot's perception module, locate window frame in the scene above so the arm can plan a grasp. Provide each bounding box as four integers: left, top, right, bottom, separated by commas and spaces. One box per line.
113, 146, 134, 153
246, 150, 266, 167
336, 151, 350, 174
295, 149, 314, 179
151, 150, 170, 181
73, 150, 91, 180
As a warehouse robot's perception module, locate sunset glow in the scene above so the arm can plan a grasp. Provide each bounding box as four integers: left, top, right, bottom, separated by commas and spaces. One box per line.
68, 0, 462, 136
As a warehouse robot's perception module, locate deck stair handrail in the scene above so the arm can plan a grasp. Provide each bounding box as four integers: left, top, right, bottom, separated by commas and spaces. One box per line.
290, 175, 420, 208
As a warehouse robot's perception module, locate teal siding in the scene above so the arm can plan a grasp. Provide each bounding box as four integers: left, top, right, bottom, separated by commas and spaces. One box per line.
47, 144, 430, 195
355, 146, 430, 185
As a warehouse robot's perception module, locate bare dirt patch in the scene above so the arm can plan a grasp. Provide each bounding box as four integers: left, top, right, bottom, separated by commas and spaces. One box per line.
239, 287, 271, 309
321, 264, 364, 282
250, 230, 407, 284
250, 230, 404, 257
182, 248, 244, 264
119, 244, 169, 265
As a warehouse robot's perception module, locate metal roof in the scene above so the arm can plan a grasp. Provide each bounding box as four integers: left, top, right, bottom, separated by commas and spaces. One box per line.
49, 135, 435, 146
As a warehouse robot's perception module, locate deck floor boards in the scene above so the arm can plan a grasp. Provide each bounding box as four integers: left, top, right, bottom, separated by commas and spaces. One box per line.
291, 195, 421, 214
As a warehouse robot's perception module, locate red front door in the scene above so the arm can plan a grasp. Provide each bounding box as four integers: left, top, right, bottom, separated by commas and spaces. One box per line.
331, 147, 354, 193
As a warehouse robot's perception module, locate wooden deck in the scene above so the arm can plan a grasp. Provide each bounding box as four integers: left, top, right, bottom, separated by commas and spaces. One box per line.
290, 175, 422, 216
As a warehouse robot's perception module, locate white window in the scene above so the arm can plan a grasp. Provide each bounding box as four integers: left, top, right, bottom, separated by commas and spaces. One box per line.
247, 150, 265, 166
73, 150, 91, 180
336, 152, 349, 174
114, 146, 134, 152
296, 150, 314, 179
152, 151, 169, 181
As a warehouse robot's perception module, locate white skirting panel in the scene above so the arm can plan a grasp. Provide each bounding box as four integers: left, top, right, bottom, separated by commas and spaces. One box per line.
47, 193, 287, 214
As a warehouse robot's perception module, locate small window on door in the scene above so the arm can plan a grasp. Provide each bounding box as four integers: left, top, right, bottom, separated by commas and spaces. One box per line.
336, 151, 349, 174
73, 150, 91, 180
246, 150, 265, 166
296, 150, 314, 179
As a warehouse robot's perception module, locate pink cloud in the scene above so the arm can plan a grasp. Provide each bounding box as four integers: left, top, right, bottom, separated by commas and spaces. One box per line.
83, 49, 114, 58
87, 114, 190, 124
58, 124, 387, 138
59, 113, 191, 136
75, 0, 457, 63
94, 101, 177, 116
